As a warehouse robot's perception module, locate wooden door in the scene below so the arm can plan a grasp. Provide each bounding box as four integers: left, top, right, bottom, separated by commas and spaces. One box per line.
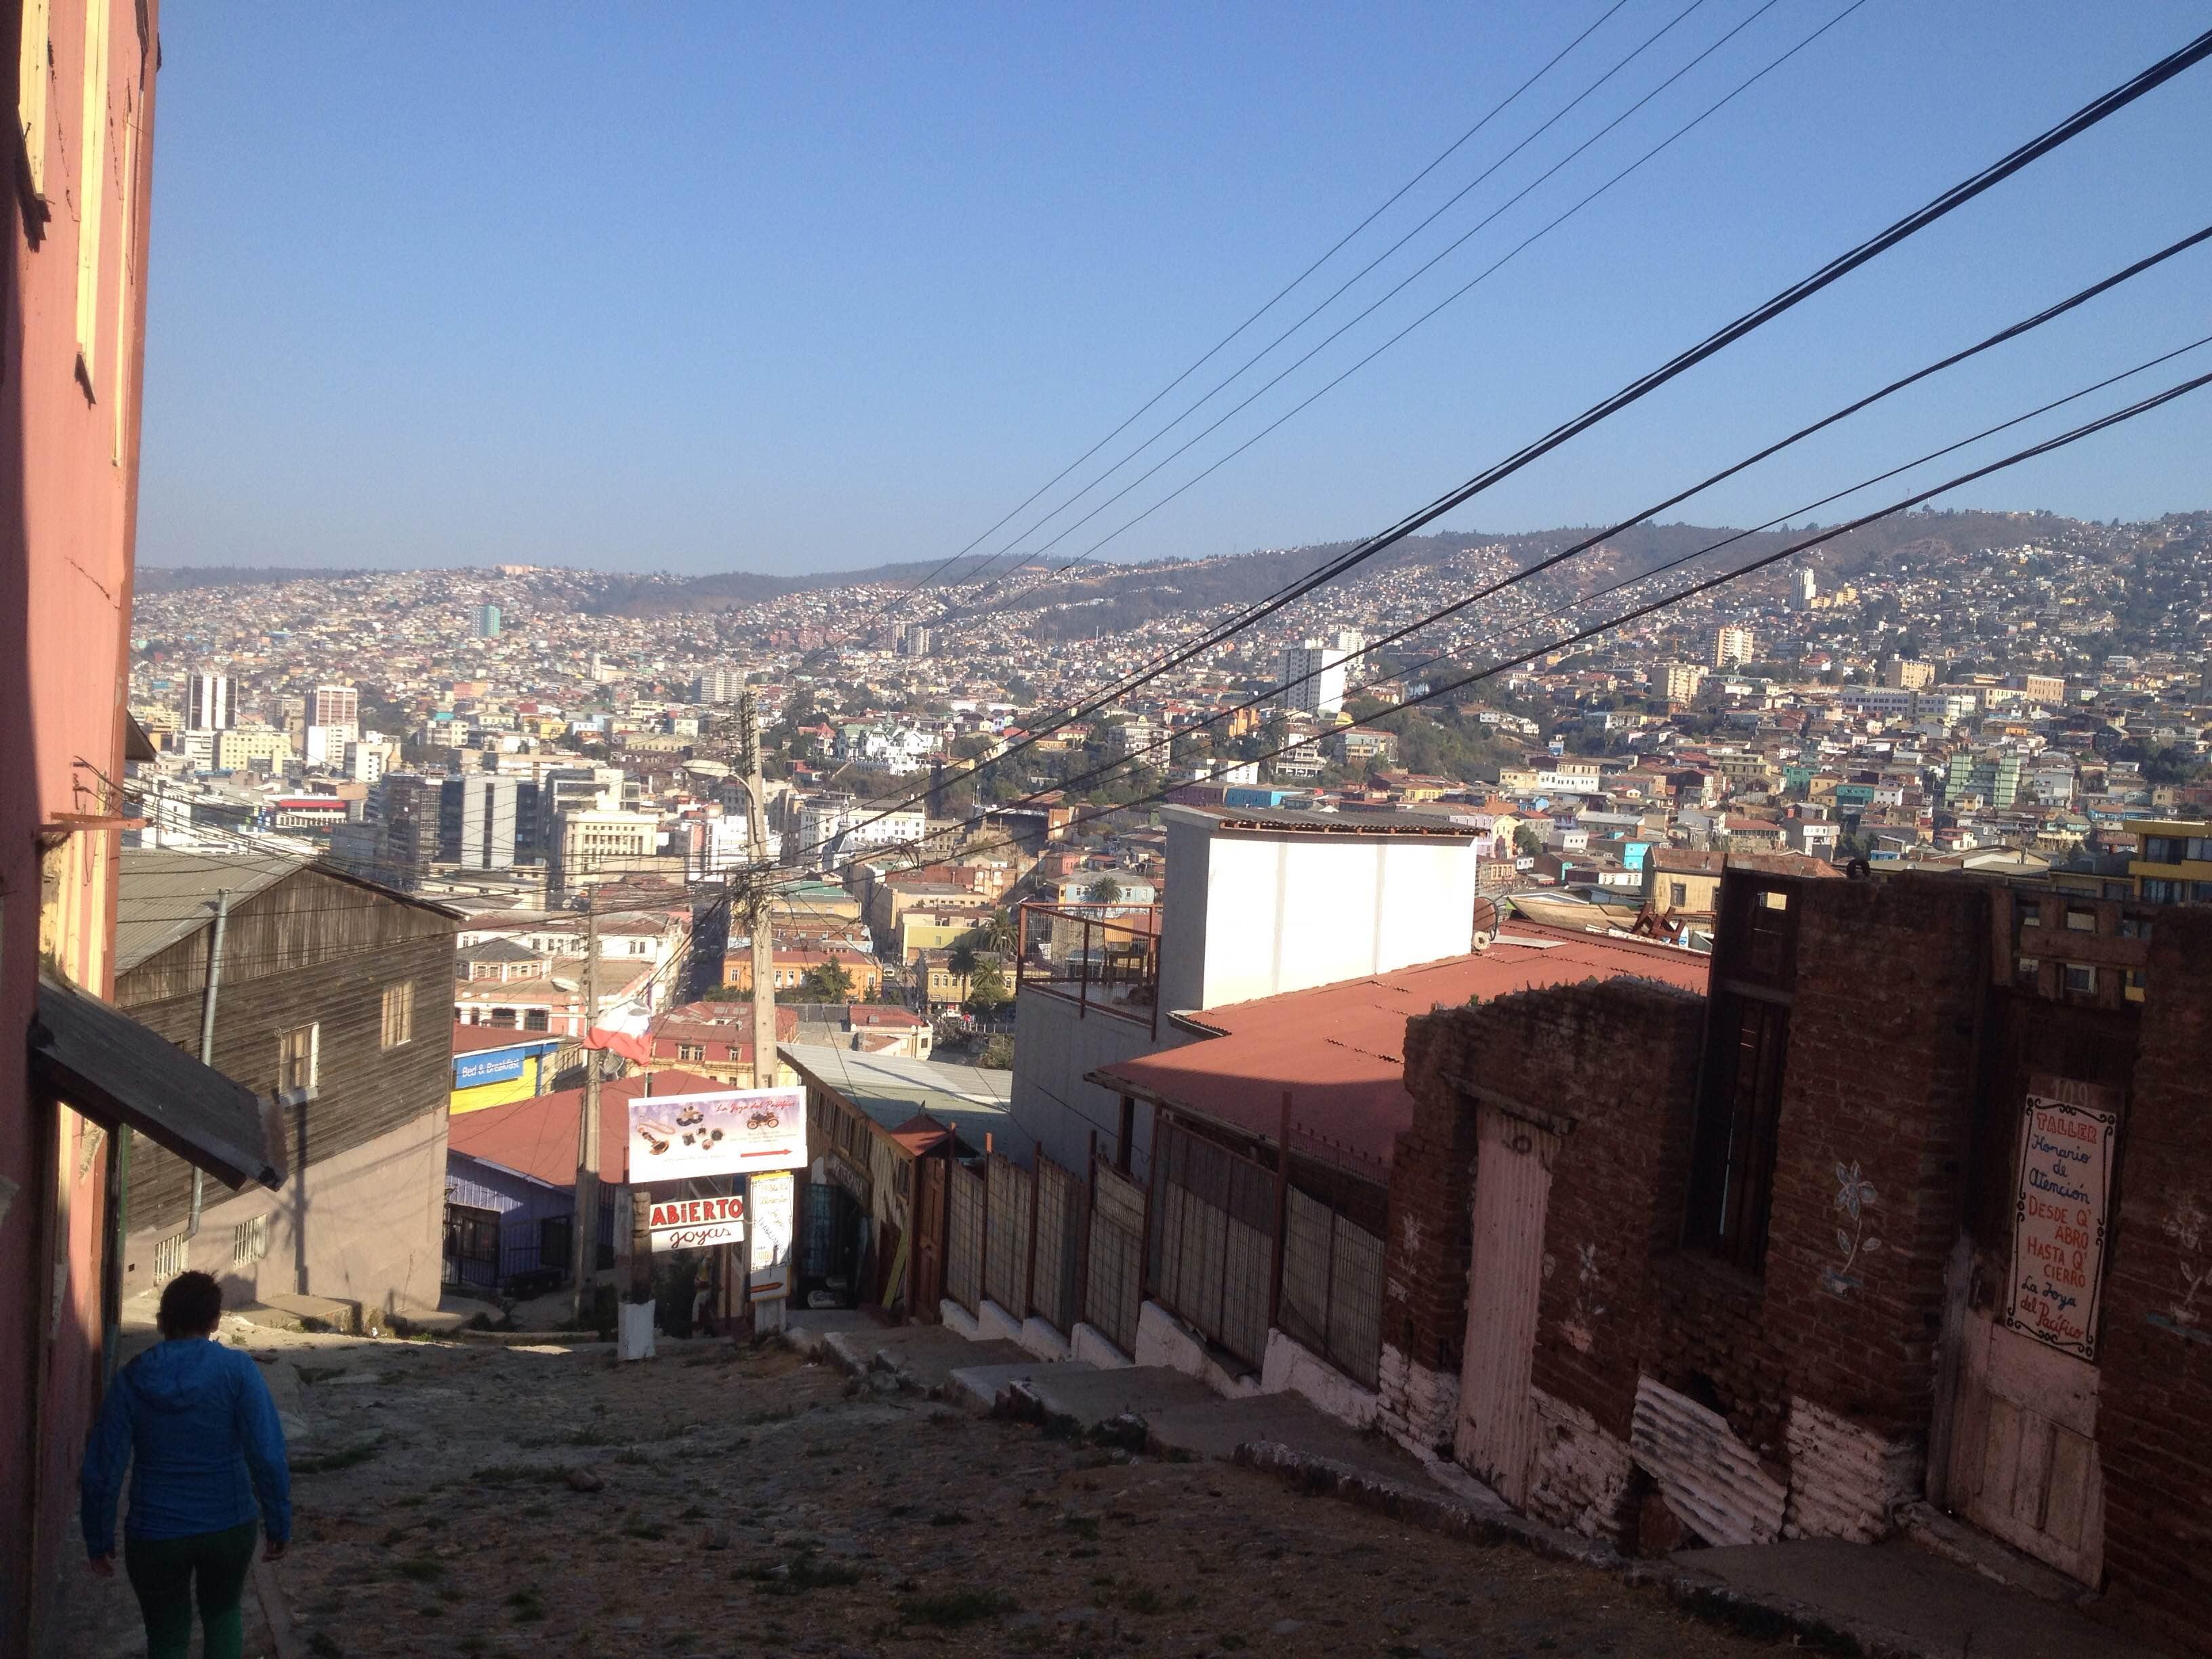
1948, 1310, 2104, 1582
1944, 1069, 2118, 1586
1455, 1105, 1560, 1505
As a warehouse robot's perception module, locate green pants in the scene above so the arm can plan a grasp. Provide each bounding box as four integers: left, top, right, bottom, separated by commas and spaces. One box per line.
123, 1521, 259, 1659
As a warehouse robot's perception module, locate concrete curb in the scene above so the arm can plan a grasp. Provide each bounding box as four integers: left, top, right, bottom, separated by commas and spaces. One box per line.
1232, 1441, 1912, 1659
449, 1328, 605, 1346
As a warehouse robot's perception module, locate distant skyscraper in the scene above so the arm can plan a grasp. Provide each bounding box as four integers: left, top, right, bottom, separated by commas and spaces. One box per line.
439, 774, 523, 869
1789, 569, 1818, 611
693, 668, 746, 704
473, 604, 502, 638
312, 684, 360, 733
897, 624, 932, 657
1709, 626, 1756, 669
184, 673, 234, 732
1277, 629, 1367, 716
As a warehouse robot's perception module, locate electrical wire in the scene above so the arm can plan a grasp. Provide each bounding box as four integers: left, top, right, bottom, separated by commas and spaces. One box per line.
773, 23, 2212, 868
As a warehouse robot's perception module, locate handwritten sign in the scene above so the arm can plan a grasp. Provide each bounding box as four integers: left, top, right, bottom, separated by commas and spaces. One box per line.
2005, 1082, 2118, 1361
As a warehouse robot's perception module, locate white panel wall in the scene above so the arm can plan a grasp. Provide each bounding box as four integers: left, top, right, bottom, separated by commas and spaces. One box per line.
1008, 990, 1189, 1181
1196, 832, 1478, 1010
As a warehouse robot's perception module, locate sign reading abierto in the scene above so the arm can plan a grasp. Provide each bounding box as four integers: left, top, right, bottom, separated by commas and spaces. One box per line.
2005, 1080, 2118, 1361
626, 1088, 806, 1179
646, 1193, 745, 1252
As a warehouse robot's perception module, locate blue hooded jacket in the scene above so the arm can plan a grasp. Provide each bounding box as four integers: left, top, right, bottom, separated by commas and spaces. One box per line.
79, 1338, 292, 1558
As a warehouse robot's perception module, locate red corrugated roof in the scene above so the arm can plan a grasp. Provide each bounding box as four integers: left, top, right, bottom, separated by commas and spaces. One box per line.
447, 1069, 722, 1187
452, 1024, 564, 1055
1092, 926, 1708, 1175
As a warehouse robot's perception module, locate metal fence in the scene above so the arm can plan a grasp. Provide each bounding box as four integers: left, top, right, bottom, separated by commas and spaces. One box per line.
1148, 1119, 1274, 1371
984, 1152, 1034, 1317
945, 1161, 985, 1315
1085, 1162, 1146, 1357
1031, 1155, 1088, 1336
1276, 1189, 1386, 1388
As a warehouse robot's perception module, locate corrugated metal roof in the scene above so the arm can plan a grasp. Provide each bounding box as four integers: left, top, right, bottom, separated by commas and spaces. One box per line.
115, 849, 304, 973
779, 1043, 1012, 1136
1162, 804, 1479, 837
1090, 926, 1708, 1174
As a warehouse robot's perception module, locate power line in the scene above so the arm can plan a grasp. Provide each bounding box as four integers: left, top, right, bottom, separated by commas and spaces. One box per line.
777, 22, 2212, 869
814, 363, 2212, 886
941, 0, 1729, 600
949, 0, 1786, 606
903, 232, 2212, 817
810, 0, 1644, 636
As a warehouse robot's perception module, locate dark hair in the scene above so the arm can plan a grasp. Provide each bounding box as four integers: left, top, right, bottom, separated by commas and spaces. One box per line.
157, 1271, 223, 1338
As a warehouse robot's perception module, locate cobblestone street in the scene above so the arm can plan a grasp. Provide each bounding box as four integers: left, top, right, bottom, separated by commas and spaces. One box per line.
67, 1326, 1792, 1659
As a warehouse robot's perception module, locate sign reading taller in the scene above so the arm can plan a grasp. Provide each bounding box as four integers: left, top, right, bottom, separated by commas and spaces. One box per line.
626, 1087, 807, 1179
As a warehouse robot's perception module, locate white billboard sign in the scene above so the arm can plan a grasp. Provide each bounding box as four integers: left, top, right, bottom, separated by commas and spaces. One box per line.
626, 1087, 806, 1180
750, 1170, 794, 1302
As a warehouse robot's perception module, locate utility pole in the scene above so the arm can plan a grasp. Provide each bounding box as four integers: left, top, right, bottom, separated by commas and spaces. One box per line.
739, 691, 783, 1333
570, 895, 601, 1328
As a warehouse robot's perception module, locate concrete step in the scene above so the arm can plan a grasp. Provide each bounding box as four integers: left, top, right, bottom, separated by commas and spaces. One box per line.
1144, 1391, 1430, 1480
945, 1359, 1097, 1413
230, 1293, 361, 1335
1022, 1364, 1221, 1428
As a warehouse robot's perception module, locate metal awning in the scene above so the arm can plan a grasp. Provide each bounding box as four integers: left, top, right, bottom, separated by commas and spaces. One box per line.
28, 976, 287, 1191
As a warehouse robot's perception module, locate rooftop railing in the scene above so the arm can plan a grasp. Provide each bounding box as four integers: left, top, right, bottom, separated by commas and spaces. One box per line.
1015, 901, 1161, 1036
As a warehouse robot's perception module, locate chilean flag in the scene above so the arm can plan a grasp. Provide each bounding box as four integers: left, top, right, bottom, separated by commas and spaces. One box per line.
581, 1000, 652, 1063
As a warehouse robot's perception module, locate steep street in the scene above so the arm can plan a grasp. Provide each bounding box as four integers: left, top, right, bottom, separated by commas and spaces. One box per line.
66, 1326, 1782, 1659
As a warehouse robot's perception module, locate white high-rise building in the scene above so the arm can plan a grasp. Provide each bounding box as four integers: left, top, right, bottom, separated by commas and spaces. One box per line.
185, 673, 235, 732
1277, 629, 1367, 717
1710, 626, 1756, 669
1789, 569, 1818, 611
312, 684, 360, 735
693, 668, 746, 705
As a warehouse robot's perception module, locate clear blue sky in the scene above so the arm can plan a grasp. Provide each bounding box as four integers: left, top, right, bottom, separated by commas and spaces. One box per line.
138, 2, 2212, 574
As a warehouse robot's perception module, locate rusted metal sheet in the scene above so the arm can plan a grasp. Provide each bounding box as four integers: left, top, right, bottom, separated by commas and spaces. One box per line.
1629, 1376, 1787, 1547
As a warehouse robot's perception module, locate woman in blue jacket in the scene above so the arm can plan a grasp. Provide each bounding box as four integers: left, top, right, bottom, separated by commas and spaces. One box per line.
81, 1271, 293, 1659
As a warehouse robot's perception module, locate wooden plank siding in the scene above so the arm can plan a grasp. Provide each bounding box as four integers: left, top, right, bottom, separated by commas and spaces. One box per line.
117, 867, 459, 1233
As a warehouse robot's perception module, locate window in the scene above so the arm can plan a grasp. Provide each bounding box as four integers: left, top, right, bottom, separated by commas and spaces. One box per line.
152, 1232, 186, 1281
73, 0, 112, 376
17, 0, 49, 199
523, 1008, 550, 1032
277, 1024, 318, 1096
2064, 964, 2097, 996
1668, 882, 1688, 908
677, 1042, 705, 1063
381, 981, 414, 1048
231, 1214, 267, 1265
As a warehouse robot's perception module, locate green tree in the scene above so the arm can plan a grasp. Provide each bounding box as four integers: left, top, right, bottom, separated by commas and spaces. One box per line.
1084, 875, 1124, 905
980, 909, 1018, 955
966, 961, 1011, 1010
977, 1033, 1015, 1069
947, 942, 979, 977
1513, 823, 1546, 857
793, 960, 856, 1004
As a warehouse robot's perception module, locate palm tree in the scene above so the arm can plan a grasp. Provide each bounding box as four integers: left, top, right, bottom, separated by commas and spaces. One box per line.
981, 908, 1017, 955
1084, 875, 1124, 906
947, 942, 978, 977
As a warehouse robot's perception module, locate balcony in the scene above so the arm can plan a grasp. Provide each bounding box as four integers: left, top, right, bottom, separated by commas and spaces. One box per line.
1015, 901, 1161, 1034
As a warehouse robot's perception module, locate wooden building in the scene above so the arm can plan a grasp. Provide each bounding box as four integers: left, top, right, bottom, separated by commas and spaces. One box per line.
113, 850, 462, 1319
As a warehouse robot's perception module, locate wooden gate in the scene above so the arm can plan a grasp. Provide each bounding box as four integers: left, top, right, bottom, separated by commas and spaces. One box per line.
1455, 1101, 1563, 1505
912, 1156, 947, 1317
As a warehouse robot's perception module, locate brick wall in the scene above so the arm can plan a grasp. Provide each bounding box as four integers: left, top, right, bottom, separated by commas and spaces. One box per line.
2096, 905, 2212, 1651
1759, 876, 1982, 1439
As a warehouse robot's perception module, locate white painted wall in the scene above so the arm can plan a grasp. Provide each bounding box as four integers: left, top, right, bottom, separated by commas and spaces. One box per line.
1008, 988, 1187, 1181
1159, 808, 1479, 1014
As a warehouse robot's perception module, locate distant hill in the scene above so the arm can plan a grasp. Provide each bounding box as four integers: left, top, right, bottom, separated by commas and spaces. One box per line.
135, 566, 369, 594
138, 506, 2165, 626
